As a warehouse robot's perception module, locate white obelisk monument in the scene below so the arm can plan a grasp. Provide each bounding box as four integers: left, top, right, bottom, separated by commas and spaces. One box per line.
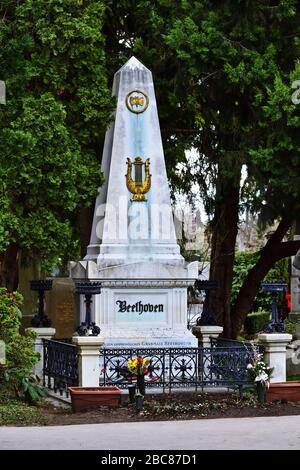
70, 57, 198, 347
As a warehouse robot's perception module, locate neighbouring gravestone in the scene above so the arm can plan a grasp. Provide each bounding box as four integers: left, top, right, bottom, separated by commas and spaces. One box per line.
0, 80, 5, 105
292, 235, 300, 318
45, 279, 75, 338
70, 57, 198, 348
19, 259, 75, 338
0, 340, 5, 365
18, 258, 42, 330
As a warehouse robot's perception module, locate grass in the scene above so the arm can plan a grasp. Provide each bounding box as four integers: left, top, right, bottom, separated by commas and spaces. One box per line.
0, 391, 45, 426
287, 374, 300, 382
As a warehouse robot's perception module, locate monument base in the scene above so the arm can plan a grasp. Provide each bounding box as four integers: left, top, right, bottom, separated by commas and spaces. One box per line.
70, 261, 199, 349
100, 329, 198, 349
91, 276, 197, 348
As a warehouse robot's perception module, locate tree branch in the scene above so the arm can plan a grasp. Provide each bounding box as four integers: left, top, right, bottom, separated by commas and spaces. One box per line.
230, 218, 297, 337
271, 239, 300, 261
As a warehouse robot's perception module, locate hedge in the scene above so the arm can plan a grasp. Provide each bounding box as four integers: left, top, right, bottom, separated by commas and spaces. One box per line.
244, 310, 271, 336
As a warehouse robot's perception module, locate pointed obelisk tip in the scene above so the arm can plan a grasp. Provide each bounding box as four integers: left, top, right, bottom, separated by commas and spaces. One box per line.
119, 56, 150, 72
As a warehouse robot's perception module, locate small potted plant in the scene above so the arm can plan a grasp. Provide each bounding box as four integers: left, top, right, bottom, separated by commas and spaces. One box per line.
246, 352, 273, 403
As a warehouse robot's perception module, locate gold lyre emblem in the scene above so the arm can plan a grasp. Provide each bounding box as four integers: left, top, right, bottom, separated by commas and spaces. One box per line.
125, 90, 149, 114
126, 156, 151, 201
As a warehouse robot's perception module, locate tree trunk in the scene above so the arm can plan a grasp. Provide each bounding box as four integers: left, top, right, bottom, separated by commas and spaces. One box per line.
230, 219, 300, 338
0, 242, 19, 291
209, 180, 240, 337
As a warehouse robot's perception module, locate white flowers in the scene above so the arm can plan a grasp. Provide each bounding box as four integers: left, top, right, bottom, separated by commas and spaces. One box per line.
254, 373, 269, 382
246, 350, 273, 387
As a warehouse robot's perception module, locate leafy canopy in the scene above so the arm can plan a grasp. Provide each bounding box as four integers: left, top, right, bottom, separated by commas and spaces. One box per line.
0, 0, 113, 270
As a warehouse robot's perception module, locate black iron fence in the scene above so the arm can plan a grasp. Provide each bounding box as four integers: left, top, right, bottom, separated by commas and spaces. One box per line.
210, 337, 256, 348
42, 338, 262, 397
100, 345, 259, 394
43, 339, 79, 397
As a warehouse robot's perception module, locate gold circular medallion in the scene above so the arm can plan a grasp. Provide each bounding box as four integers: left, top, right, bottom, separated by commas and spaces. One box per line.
125, 89, 149, 114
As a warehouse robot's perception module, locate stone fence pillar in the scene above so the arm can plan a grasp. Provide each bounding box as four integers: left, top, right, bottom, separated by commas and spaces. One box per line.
72, 336, 104, 387
30, 327, 56, 379
192, 325, 224, 378
258, 333, 292, 383
192, 325, 224, 348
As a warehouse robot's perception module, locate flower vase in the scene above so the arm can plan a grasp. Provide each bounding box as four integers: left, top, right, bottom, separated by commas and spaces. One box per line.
256, 382, 266, 403
135, 393, 144, 413
128, 384, 136, 403
137, 375, 146, 396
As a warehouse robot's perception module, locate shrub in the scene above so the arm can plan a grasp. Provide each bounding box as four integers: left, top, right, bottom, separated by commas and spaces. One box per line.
0, 288, 44, 402
244, 309, 271, 337
284, 317, 300, 337
232, 251, 290, 312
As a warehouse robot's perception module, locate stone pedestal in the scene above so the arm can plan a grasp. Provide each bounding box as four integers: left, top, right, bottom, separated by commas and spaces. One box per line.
72, 336, 104, 387
258, 333, 292, 383
192, 325, 223, 378
192, 325, 224, 348
30, 327, 56, 378
93, 276, 198, 348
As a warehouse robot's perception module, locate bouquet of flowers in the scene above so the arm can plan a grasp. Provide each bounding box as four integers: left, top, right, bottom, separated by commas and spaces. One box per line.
246, 352, 273, 388
127, 356, 150, 376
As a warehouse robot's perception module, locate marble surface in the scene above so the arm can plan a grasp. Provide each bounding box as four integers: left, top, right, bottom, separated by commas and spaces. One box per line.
70, 58, 199, 348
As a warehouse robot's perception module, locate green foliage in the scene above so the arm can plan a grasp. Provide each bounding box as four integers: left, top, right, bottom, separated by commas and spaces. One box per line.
248, 60, 300, 222
284, 317, 300, 337
0, 398, 44, 425
244, 310, 271, 337
0, 288, 23, 342
134, 0, 300, 222
287, 374, 300, 381
0, 0, 112, 271
0, 93, 102, 269
231, 251, 290, 310
13, 372, 46, 403
231, 252, 259, 307
0, 288, 43, 402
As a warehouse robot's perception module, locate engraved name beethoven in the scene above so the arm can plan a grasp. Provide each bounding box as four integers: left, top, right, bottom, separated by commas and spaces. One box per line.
116, 300, 163, 315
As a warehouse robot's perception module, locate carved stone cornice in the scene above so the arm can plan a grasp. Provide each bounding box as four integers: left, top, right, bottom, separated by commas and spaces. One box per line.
100, 279, 195, 289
